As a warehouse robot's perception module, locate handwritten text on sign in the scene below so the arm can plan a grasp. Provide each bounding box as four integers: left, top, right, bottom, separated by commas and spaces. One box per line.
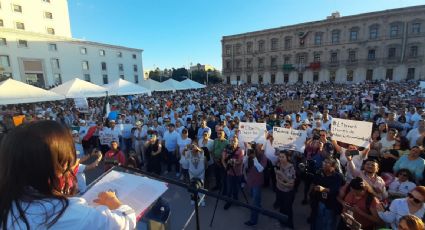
272, 127, 307, 152
239, 122, 267, 144
331, 118, 372, 147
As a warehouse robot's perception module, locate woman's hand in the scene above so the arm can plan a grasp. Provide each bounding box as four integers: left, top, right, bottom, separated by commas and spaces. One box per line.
94, 191, 122, 210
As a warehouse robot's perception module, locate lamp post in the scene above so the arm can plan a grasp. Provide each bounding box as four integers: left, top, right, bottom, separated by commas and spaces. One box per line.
206, 70, 210, 85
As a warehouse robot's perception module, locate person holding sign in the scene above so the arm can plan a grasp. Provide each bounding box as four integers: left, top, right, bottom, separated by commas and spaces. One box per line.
0, 121, 136, 229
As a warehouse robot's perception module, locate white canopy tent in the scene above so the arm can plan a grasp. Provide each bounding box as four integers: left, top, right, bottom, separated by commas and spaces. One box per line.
50, 78, 107, 98
181, 79, 206, 89
140, 78, 163, 91
105, 78, 151, 96
0, 78, 65, 105
160, 79, 187, 91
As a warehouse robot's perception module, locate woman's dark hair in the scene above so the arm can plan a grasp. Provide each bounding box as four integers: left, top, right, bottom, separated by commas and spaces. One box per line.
0, 120, 77, 229
396, 168, 414, 182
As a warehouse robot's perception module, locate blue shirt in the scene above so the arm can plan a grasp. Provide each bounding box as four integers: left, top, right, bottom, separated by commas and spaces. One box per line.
393, 155, 425, 181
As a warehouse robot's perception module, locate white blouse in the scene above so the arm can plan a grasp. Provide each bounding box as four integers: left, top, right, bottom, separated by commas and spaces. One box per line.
7, 197, 136, 230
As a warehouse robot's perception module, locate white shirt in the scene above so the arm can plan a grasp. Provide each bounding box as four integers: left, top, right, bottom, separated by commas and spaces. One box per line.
388, 178, 416, 196
163, 130, 179, 152
406, 128, 421, 148
378, 198, 425, 230
77, 164, 87, 193
7, 197, 136, 230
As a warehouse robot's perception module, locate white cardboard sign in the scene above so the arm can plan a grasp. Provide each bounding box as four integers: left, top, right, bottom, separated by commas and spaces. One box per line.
239, 122, 267, 144
272, 127, 307, 152
331, 118, 372, 147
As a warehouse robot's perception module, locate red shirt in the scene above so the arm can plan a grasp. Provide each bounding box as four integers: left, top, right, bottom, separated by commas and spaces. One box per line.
344, 191, 379, 230
104, 150, 126, 171
246, 155, 267, 188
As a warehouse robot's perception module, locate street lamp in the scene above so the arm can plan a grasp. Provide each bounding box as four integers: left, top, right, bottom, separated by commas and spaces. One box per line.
206, 70, 210, 85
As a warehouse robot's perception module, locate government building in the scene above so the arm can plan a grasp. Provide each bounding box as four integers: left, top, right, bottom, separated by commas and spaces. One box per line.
221, 5, 425, 84
0, 0, 144, 88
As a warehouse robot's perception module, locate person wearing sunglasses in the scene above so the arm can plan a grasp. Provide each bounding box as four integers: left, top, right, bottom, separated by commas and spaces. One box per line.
388, 169, 416, 199
377, 186, 425, 230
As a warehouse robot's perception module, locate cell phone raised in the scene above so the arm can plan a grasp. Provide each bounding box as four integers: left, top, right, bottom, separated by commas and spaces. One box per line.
347, 150, 360, 157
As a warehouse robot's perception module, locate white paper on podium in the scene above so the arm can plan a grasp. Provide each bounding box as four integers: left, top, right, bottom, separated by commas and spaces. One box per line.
82, 170, 168, 219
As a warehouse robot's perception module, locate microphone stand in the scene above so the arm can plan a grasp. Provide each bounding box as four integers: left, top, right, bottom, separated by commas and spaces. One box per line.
111, 165, 287, 230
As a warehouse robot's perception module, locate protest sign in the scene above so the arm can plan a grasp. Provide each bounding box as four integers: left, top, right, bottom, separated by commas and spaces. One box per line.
74, 98, 89, 113
331, 118, 372, 147
272, 127, 307, 152
239, 122, 267, 144
280, 100, 303, 112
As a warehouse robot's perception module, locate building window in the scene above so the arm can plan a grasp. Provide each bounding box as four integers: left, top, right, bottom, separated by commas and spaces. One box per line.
368, 49, 376, 60
134, 75, 139, 83
18, 40, 28, 47
47, 28, 55, 35
235, 44, 241, 55
313, 53, 320, 62
366, 69, 373, 81
120, 75, 124, 80
284, 38, 292, 50
118, 64, 123, 71
235, 59, 241, 69
236, 75, 241, 82
330, 71, 336, 82
246, 59, 252, 68
0, 38, 6, 46
258, 58, 264, 68
331, 30, 340, 44
80, 47, 87, 54
226, 76, 230, 84
84, 74, 91, 82
407, 68, 415, 80
246, 42, 253, 54
271, 38, 278, 51
247, 75, 251, 84
390, 24, 399, 38
44, 12, 53, 19
132, 54, 137, 59
347, 70, 354, 82
369, 26, 378, 39
386, 69, 393, 81
99, 50, 105, 56
82, 61, 89, 70
410, 46, 418, 57
388, 47, 396, 59
51, 58, 60, 69
54, 74, 62, 85
313, 72, 319, 82
350, 29, 358, 41
258, 40, 265, 52
0, 19, 3, 27
101, 62, 107, 71
348, 50, 356, 62
102, 74, 108, 84
117, 52, 122, 57
258, 75, 263, 84
0, 55, 10, 67
225, 45, 231, 56
133, 65, 138, 72
330, 52, 338, 63
16, 22, 25, 30
48, 43, 57, 51
314, 33, 322, 45
284, 56, 290, 65
271, 74, 276, 84
271, 57, 277, 67
298, 55, 305, 64
13, 4, 22, 13
297, 73, 303, 82
225, 60, 231, 70
412, 23, 421, 34
284, 74, 289, 83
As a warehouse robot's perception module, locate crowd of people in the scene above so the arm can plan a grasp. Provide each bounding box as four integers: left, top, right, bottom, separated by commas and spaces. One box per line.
1, 80, 425, 229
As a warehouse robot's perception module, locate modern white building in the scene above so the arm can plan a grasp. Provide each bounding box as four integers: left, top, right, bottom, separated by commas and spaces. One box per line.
0, 0, 144, 88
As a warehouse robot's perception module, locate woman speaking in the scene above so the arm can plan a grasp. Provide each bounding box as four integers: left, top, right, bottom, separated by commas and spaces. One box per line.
0, 121, 136, 229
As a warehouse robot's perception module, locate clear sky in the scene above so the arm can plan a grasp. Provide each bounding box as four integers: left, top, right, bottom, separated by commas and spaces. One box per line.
67, 0, 424, 71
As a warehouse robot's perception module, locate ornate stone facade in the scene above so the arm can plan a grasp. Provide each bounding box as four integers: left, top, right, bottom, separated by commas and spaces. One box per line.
221, 6, 425, 84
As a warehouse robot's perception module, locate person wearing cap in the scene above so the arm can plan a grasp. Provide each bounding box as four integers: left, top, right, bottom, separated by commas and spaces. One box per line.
144, 130, 162, 175
72, 130, 84, 158
133, 121, 147, 166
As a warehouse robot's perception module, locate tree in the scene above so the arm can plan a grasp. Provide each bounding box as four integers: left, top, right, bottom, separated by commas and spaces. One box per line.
171, 68, 189, 81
